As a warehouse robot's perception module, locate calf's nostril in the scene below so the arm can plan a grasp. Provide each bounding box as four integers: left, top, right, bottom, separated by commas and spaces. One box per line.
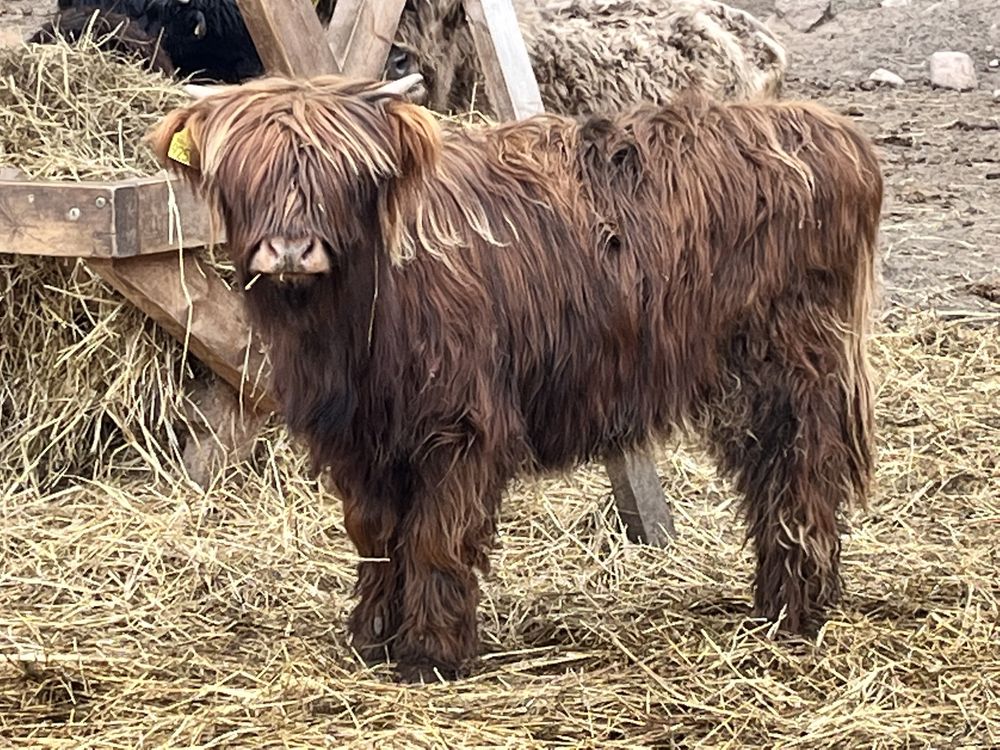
260, 239, 280, 260
254, 237, 328, 274
300, 239, 325, 262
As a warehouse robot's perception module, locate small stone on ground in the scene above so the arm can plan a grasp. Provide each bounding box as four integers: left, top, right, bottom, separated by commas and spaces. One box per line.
929, 51, 978, 91
775, 0, 831, 32
870, 68, 905, 87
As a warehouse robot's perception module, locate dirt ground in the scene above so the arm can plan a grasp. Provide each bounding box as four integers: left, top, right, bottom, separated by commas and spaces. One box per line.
2, 0, 998, 315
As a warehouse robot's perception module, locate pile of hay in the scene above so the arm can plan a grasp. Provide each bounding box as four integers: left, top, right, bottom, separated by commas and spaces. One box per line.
0, 35, 188, 180
0, 312, 996, 745
0, 37, 250, 491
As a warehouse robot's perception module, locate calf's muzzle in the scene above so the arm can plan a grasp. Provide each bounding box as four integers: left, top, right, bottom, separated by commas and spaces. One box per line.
249, 237, 331, 276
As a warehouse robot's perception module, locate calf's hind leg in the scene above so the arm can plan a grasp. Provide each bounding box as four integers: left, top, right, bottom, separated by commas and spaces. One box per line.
710, 320, 873, 634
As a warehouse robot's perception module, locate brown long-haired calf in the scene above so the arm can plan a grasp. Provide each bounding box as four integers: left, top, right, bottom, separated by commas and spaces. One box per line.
149, 74, 882, 682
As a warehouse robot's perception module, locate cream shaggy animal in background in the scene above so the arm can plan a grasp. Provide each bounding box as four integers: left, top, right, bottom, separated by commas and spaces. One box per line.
386, 0, 787, 116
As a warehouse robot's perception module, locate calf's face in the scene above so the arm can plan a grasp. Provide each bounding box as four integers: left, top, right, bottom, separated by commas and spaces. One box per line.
147, 74, 436, 286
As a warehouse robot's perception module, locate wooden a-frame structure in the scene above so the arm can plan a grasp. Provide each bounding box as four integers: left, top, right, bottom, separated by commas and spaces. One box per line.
0, 0, 675, 546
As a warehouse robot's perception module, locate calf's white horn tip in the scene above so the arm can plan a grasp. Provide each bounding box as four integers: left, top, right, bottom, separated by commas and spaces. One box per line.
183, 83, 234, 100
374, 73, 424, 98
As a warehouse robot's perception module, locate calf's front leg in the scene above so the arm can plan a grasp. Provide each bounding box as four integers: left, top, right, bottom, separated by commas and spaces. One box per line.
341, 488, 405, 665
391, 454, 502, 682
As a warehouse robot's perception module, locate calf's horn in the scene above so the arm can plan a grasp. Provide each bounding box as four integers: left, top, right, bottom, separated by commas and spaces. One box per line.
183, 83, 235, 99
371, 73, 424, 99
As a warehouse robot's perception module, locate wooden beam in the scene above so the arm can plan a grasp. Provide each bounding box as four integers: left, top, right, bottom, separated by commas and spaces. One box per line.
0, 176, 217, 258
88, 253, 275, 414
0, 179, 116, 257
327, 0, 407, 79
463, 0, 544, 119
605, 450, 676, 546
235, 0, 337, 77
461, 0, 675, 546
126, 176, 218, 257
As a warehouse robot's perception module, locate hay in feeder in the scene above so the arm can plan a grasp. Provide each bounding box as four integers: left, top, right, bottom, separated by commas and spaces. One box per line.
0, 37, 248, 490
0, 34, 188, 180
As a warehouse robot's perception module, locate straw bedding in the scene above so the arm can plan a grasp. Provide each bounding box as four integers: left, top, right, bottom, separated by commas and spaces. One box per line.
1, 38, 998, 748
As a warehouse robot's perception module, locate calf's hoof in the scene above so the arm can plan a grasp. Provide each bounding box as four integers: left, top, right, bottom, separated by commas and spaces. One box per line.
348, 612, 399, 666
394, 659, 465, 684
751, 603, 827, 638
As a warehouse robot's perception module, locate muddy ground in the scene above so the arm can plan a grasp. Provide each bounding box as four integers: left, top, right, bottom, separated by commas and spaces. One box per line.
766, 0, 999, 318
1, 0, 998, 315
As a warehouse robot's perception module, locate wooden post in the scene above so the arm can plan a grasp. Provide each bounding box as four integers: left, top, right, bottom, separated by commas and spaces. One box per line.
463, 0, 544, 118
461, 0, 676, 546
605, 449, 676, 546
234, 0, 337, 76
327, 0, 408, 78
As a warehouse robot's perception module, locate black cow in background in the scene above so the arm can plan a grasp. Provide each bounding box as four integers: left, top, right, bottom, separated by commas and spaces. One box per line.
30, 0, 337, 83
163, 0, 264, 83
158, 0, 340, 82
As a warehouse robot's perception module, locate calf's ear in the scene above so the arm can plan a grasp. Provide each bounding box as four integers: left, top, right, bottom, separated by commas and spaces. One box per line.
366, 75, 441, 180
377, 98, 443, 265
387, 99, 442, 179
146, 107, 204, 186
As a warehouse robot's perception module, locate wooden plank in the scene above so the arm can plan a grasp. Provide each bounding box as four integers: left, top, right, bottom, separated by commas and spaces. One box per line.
235, 0, 337, 77
125, 176, 219, 257
605, 450, 676, 546
461, 0, 674, 546
327, 0, 407, 78
0, 176, 219, 258
462, 0, 544, 120
0, 179, 115, 257
88, 253, 276, 413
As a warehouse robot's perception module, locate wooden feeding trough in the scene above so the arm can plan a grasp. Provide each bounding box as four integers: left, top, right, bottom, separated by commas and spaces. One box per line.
0, 0, 675, 546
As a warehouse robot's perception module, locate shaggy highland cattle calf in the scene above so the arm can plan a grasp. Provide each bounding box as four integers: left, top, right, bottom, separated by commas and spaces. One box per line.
151, 74, 881, 681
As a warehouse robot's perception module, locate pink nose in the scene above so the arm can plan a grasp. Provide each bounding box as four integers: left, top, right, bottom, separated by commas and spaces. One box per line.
249, 237, 331, 275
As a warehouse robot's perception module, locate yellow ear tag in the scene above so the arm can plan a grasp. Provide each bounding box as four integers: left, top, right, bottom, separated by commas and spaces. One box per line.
167, 127, 195, 167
